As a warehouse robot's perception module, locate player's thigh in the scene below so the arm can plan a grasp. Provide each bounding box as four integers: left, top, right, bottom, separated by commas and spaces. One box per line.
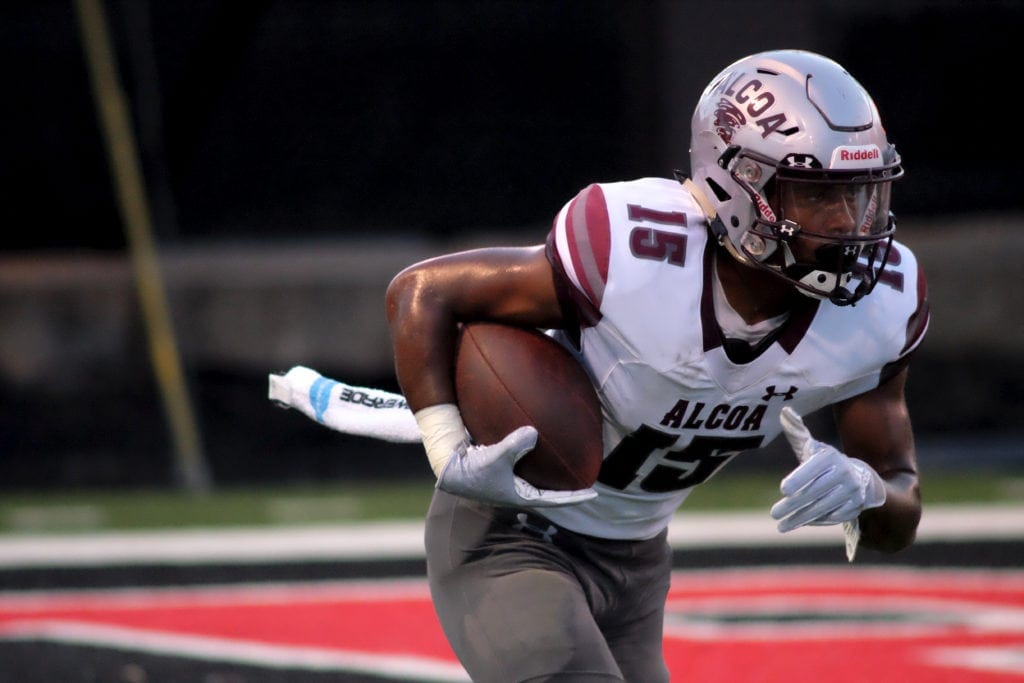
601, 545, 672, 682
426, 491, 623, 682
604, 602, 670, 683
437, 564, 621, 682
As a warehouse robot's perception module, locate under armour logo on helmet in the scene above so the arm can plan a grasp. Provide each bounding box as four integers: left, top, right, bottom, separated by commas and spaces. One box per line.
762, 384, 798, 401
777, 220, 799, 240
782, 153, 822, 169
514, 513, 558, 543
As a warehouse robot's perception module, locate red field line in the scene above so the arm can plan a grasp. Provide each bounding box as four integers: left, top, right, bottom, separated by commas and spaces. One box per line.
1, 567, 1022, 681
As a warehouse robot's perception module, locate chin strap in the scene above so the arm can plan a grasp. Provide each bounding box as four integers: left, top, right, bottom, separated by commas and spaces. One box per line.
678, 173, 756, 268
679, 175, 723, 233
679, 174, 717, 218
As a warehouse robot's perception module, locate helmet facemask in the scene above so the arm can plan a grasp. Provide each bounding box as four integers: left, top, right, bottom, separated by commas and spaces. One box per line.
730, 153, 898, 305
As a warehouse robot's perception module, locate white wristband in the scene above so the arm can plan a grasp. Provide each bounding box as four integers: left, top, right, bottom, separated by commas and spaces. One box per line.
414, 403, 468, 477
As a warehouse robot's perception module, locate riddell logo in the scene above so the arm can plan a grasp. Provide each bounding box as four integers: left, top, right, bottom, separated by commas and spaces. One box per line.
752, 192, 777, 222
840, 148, 880, 161
832, 145, 882, 169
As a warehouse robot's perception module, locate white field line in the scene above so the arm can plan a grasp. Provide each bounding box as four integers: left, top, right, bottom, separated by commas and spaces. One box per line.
0, 504, 1018, 569
668, 503, 1024, 548
0, 619, 470, 681
921, 645, 1024, 676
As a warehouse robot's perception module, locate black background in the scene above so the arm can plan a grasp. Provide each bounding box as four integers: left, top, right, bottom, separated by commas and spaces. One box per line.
5, 1, 1021, 251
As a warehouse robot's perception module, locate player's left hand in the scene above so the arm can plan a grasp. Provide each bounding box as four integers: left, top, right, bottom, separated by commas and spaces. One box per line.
770, 407, 886, 533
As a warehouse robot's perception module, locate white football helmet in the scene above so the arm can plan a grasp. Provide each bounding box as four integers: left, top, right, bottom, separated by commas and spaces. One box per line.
687, 49, 903, 305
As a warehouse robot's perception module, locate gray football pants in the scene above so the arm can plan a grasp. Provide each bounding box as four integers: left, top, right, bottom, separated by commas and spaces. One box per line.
425, 490, 672, 682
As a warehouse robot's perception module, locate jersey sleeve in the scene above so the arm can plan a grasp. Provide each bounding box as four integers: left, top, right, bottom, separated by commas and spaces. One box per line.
878, 246, 930, 383
901, 258, 930, 356
544, 183, 612, 333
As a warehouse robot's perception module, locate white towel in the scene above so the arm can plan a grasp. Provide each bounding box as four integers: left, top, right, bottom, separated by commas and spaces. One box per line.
268, 366, 421, 443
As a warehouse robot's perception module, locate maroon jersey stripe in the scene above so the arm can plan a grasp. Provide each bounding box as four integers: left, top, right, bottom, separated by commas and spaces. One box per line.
565, 184, 611, 308
700, 241, 722, 352
901, 263, 930, 355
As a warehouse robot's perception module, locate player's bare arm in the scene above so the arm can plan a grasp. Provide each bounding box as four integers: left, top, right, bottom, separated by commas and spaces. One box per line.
834, 366, 921, 552
384, 245, 596, 507
384, 245, 562, 413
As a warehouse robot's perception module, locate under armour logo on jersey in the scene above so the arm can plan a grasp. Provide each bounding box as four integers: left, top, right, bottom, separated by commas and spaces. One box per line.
513, 513, 558, 543
843, 245, 860, 257
762, 384, 798, 401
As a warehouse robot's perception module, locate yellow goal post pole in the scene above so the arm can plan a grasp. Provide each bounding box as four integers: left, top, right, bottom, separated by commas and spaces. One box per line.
73, 0, 211, 492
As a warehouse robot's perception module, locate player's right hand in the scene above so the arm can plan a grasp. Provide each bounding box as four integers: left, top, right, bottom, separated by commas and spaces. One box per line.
436, 426, 598, 508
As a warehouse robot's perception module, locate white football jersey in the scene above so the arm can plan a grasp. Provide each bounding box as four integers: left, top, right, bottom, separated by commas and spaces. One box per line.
539, 177, 929, 540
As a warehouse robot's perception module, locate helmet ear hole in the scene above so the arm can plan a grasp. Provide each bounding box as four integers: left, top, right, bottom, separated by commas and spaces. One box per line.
706, 178, 731, 202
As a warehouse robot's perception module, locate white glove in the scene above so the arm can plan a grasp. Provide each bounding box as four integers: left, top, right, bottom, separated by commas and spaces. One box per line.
416, 404, 597, 508
438, 426, 598, 507
771, 407, 886, 534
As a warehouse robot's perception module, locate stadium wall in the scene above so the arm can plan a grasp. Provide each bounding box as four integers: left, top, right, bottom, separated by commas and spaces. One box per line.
0, 217, 1021, 488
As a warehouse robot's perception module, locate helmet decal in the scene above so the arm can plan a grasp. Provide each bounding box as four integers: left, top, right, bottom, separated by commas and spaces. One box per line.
781, 153, 822, 169
710, 70, 793, 139
713, 98, 745, 144
831, 144, 882, 168
751, 190, 777, 223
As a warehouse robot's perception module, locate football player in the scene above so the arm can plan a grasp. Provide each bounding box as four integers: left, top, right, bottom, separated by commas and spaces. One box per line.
386, 49, 928, 682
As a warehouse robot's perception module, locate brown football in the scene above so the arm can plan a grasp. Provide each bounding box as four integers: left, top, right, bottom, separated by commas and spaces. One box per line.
454, 322, 603, 490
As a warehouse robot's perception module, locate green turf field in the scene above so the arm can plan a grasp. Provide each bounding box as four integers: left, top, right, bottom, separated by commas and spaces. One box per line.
0, 470, 1019, 534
